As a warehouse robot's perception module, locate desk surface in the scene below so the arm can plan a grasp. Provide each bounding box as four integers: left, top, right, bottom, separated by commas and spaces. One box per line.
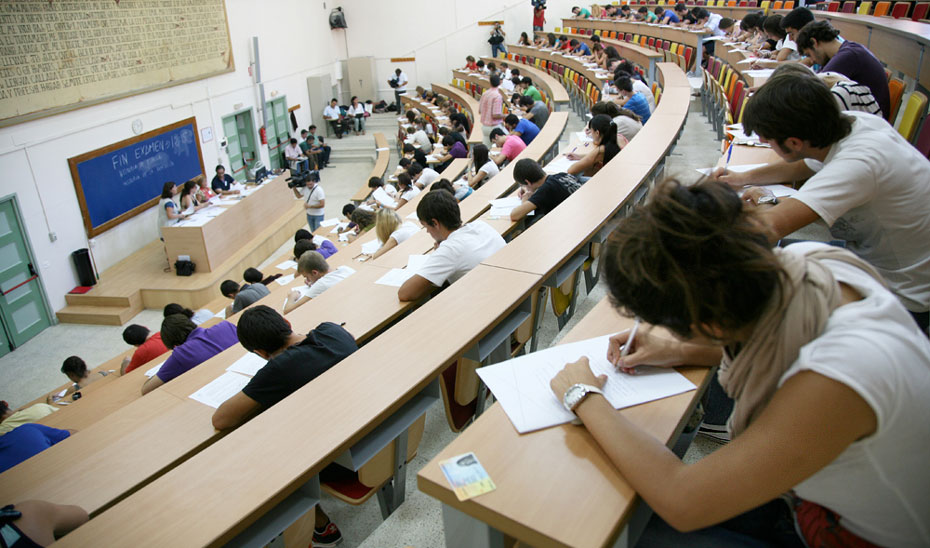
430, 83, 485, 144
56, 265, 543, 548
418, 299, 711, 548
564, 18, 708, 50
478, 57, 571, 104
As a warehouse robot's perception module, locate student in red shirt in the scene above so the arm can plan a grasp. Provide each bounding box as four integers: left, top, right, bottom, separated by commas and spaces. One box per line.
120, 324, 169, 375
533, 4, 546, 30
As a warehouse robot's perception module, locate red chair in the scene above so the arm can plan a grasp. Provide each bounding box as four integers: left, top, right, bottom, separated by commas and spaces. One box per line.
827, 1, 841, 11
647, 37, 656, 48
739, 0, 748, 5
841, 1, 856, 11
684, 46, 694, 70
912, 2, 930, 19
915, 118, 930, 158
890, 1, 910, 17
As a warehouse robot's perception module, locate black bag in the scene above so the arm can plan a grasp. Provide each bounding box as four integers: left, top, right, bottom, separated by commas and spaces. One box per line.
174, 259, 196, 276
489, 33, 504, 45
388, 77, 399, 89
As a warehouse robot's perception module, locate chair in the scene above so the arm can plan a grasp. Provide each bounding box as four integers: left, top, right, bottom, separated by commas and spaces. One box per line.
897, 91, 928, 142
872, 1, 891, 16
760, 0, 771, 11
857, 1, 873, 13
782, 0, 794, 8
772, 0, 783, 8
827, 1, 840, 10
684, 46, 694, 70
888, 78, 906, 121
739, 0, 749, 5
912, 2, 930, 19
841, 1, 856, 11
890, 1, 910, 16
727, 0, 737, 6
915, 118, 930, 158
885, 67, 892, 82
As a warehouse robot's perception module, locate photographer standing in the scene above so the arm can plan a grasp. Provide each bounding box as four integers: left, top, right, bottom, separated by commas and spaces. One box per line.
489, 23, 507, 58
390, 68, 408, 115
291, 172, 326, 231
533, 1, 546, 31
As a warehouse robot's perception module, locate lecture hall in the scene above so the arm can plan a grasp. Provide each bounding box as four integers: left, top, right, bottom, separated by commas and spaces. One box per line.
0, 0, 928, 546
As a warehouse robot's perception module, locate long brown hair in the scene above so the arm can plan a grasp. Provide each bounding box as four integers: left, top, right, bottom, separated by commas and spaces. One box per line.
602, 180, 784, 339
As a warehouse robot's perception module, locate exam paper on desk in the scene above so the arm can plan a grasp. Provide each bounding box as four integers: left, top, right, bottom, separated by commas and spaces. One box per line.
312, 234, 327, 246
226, 353, 267, 377
330, 222, 350, 234
189, 371, 251, 408
372, 186, 398, 209
144, 362, 165, 378
477, 334, 696, 434
695, 163, 768, 176
375, 268, 419, 287
320, 218, 340, 227
276, 260, 298, 271
543, 155, 578, 174
361, 239, 383, 256
275, 274, 296, 286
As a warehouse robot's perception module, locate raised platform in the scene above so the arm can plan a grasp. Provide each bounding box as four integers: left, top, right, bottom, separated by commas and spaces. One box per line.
57, 199, 305, 326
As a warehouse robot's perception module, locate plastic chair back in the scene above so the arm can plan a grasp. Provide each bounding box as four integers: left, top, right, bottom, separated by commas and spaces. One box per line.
912, 2, 930, 19
841, 1, 856, 12
782, 0, 794, 8
915, 118, 930, 158
898, 91, 928, 141
888, 78, 906, 121
872, 1, 891, 16
890, 1, 909, 17
827, 1, 840, 11
857, 1, 872, 13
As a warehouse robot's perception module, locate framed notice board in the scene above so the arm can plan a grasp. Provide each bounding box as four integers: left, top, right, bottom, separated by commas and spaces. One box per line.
68, 118, 206, 237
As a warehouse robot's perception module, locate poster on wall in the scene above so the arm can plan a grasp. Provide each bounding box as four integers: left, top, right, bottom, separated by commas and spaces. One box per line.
0, 1, 235, 127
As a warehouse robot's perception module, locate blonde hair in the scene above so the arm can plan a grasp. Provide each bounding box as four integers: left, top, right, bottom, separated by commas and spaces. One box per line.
375, 208, 402, 244
297, 251, 328, 275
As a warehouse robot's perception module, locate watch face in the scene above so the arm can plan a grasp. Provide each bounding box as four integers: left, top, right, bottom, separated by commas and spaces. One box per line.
564, 384, 586, 409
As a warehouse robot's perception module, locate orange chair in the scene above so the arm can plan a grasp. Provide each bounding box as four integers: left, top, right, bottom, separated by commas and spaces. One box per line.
890, 1, 910, 16
772, 0, 783, 8
888, 78, 906, 121
872, 1, 891, 16
782, 0, 795, 8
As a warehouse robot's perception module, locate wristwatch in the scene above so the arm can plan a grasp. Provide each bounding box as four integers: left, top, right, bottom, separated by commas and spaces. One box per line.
756, 194, 778, 206
562, 383, 604, 420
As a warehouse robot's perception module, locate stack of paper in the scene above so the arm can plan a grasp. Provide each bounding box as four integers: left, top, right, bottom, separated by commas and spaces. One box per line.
311, 234, 327, 246
745, 69, 775, 79
374, 268, 419, 287
477, 334, 697, 433
189, 371, 251, 408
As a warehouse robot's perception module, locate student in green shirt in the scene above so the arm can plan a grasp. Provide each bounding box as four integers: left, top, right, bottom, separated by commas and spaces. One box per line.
523, 77, 543, 102
639, 6, 658, 22
572, 6, 592, 18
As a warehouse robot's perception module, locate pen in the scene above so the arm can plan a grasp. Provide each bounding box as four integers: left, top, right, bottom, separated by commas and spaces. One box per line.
724, 141, 734, 171
619, 317, 641, 361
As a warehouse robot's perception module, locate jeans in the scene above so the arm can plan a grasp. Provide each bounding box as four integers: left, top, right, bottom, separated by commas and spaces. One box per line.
395, 90, 405, 115
329, 120, 343, 138
306, 214, 324, 232
491, 43, 507, 58
319, 145, 331, 166
353, 115, 365, 132
636, 498, 805, 548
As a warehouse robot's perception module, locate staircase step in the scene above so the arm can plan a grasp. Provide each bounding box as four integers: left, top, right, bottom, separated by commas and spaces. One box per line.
56, 305, 138, 326
64, 293, 134, 308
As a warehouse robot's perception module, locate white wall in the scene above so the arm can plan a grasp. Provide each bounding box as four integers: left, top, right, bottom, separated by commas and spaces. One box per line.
0, 0, 346, 312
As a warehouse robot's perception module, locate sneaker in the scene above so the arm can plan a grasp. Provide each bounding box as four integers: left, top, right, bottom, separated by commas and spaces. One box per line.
312, 522, 343, 547
697, 422, 731, 443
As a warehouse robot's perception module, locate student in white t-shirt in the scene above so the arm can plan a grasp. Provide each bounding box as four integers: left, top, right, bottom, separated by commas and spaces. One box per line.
371, 209, 418, 260
398, 190, 505, 302
408, 162, 440, 189
762, 14, 801, 62
467, 144, 500, 189
716, 72, 930, 330
283, 251, 356, 314
293, 177, 326, 231
550, 179, 930, 548
393, 173, 420, 210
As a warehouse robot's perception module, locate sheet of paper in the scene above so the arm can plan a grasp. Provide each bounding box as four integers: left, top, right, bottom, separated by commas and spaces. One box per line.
372, 186, 398, 209
225, 353, 267, 377
330, 222, 349, 234
213, 308, 226, 319
489, 196, 521, 209
338, 233, 349, 242
361, 239, 382, 255
695, 163, 768, 176
704, 35, 730, 41
543, 155, 577, 174
188, 371, 251, 409
144, 362, 164, 378
476, 334, 697, 434
320, 218, 340, 227
311, 234, 327, 247
737, 58, 755, 65
406, 254, 430, 271
738, 184, 796, 198
406, 211, 419, 221
374, 268, 418, 287
276, 260, 298, 271
275, 273, 295, 286
489, 205, 517, 218
745, 69, 775, 78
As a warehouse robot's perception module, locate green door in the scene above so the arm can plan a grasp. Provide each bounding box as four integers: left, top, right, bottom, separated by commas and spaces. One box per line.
222, 114, 245, 182
236, 110, 257, 178
264, 96, 289, 171
0, 199, 52, 353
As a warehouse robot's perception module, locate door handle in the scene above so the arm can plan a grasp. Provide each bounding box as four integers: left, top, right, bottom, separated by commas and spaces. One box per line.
28, 263, 37, 277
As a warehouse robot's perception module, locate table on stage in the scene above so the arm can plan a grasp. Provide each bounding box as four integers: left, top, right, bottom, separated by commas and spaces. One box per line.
162, 171, 295, 272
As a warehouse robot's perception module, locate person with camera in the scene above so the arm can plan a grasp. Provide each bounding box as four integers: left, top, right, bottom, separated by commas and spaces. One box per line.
533, 1, 546, 31
389, 68, 408, 116
291, 170, 326, 231
489, 23, 507, 58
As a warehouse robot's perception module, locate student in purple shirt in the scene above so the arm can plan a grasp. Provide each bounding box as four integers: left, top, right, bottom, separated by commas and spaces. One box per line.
796, 21, 891, 121
141, 315, 239, 394
293, 229, 338, 259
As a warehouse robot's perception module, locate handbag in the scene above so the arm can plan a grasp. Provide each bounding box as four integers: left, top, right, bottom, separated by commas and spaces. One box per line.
174, 259, 196, 276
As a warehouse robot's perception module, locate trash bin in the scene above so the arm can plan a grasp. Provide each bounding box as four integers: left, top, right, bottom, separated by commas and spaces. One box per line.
71, 248, 96, 287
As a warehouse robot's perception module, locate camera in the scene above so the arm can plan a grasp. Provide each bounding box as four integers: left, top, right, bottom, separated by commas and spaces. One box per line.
287, 168, 320, 189
532, 0, 546, 8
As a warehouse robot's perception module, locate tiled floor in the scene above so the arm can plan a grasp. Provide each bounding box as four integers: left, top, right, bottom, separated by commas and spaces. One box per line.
2, 101, 769, 547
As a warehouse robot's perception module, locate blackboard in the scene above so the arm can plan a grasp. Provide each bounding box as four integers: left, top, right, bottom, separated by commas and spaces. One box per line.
68, 117, 206, 237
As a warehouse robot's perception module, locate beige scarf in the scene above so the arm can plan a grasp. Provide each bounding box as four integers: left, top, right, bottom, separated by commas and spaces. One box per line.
718, 245, 887, 438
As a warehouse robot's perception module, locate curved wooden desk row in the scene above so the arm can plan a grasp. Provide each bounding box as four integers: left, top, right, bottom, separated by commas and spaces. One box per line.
349, 133, 392, 203
507, 44, 616, 114
417, 61, 695, 548
430, 83, 486, 145
476, 56, 572, 110
532, 29, 663, 83
44, 61, 682, 544
0, 103, 570, 545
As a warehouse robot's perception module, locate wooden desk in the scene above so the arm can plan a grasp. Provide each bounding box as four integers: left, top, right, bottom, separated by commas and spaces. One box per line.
56, 265, 543, 547
431, 83, 485, 145
812, 12, 930, 89
716, 43, 770, 88
540, 32, 664, 83
349, 133, 391, 203
418, 299, 711, 548
509, 44, 611, 95
162, 173, 299, 272
712, 5, 770, 18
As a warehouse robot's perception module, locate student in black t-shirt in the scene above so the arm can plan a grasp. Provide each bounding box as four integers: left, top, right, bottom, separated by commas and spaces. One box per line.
509, 158, 584, 222
212, 306, 356, 547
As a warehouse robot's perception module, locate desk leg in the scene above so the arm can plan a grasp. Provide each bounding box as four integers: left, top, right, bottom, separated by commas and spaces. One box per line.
529, 287, 547, 353
691, 41, 704, 77
442, 504, 508, 548
376, 427, 409, 519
